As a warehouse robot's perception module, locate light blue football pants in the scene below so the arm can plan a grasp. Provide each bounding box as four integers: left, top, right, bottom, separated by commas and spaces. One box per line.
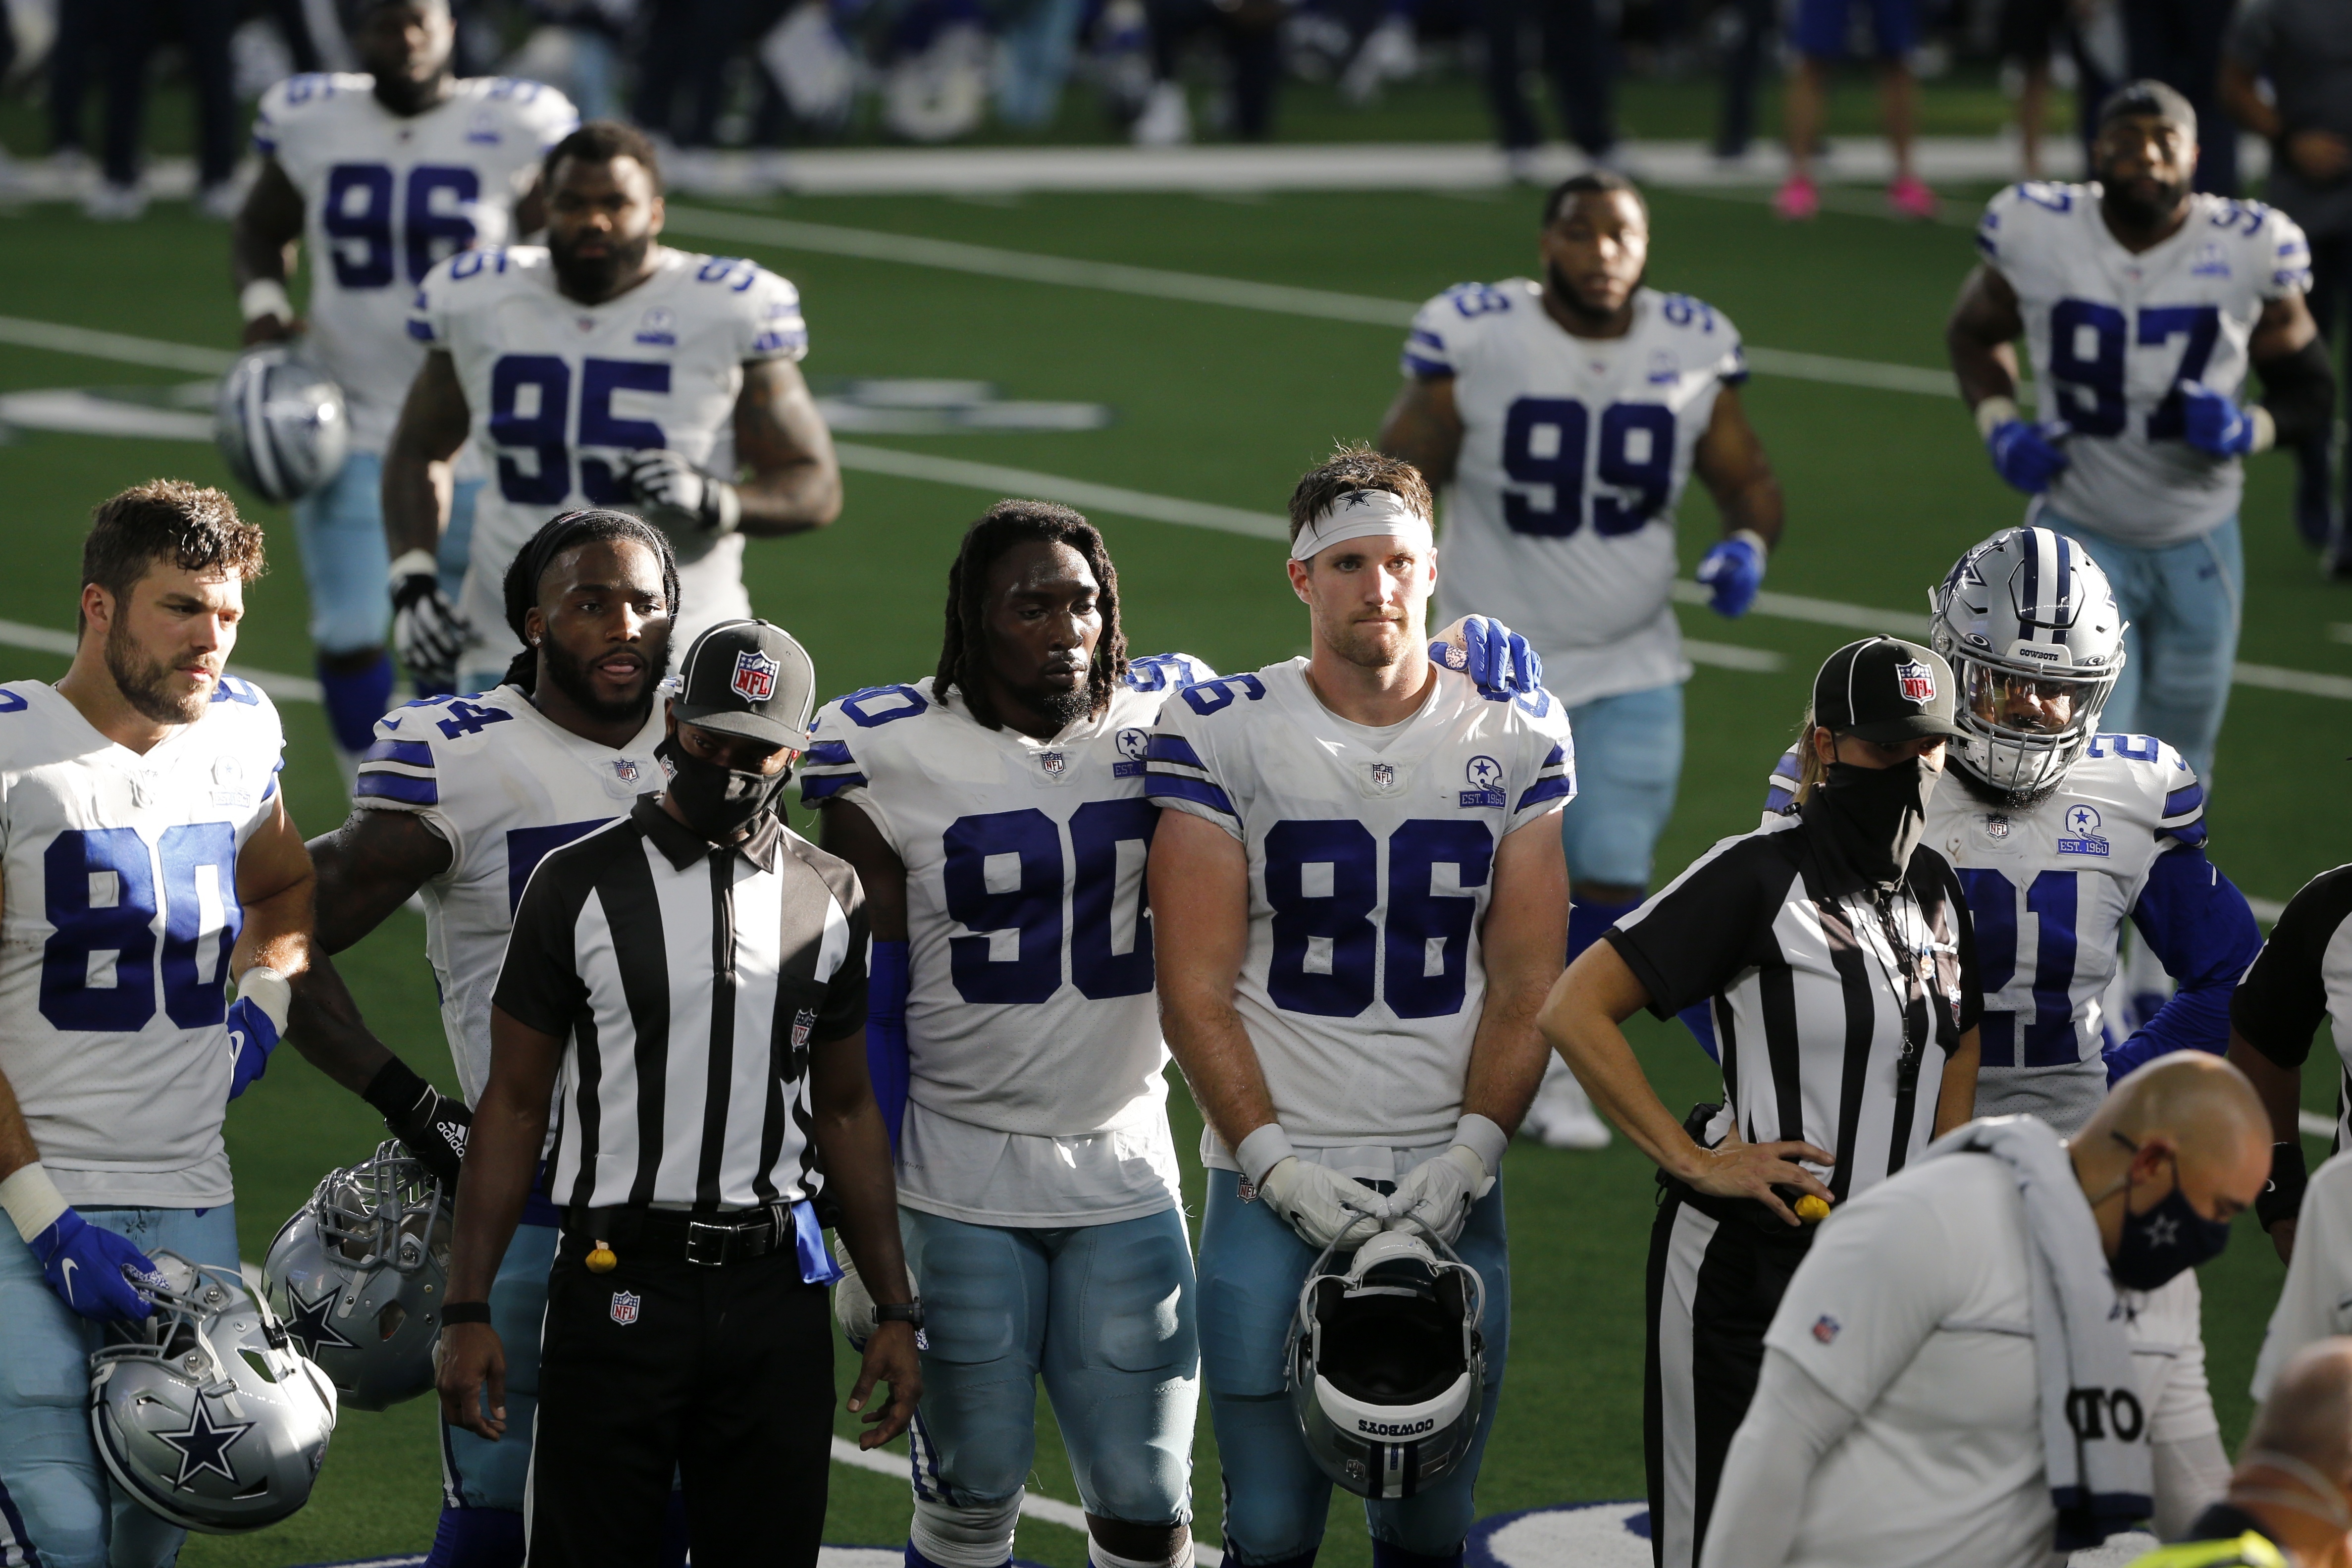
0, 1203, 239, 1568
2042, 511, 2242, 784
438, 1219, 558, 1516
293, 450, 480, 655
1556, 682, 1684, 891
1197, 1172, 1510, 1565
899, 1205, 1199, 1528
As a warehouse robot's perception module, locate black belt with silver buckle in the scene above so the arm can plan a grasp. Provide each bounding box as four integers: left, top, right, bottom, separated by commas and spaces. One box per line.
565, 1204, 793, 1268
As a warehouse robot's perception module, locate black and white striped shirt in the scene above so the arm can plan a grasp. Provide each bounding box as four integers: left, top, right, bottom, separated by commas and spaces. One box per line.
1607, 814, 1982, 1204
2233, 864, 2352, 1148
494, 797, 869, 1211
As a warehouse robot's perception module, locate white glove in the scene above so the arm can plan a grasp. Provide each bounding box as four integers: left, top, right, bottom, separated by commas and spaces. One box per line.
834, 1254, 876, 1349
1391, 1148, 1489, 1245
623, 449, 740, 565
389, 548, 469, 687
1257, 1157, 1392, 1251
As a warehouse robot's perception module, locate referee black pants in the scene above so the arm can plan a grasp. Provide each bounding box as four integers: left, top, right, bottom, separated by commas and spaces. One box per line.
529, 1232, 834, 1567
1643, 1189, 1814, 1568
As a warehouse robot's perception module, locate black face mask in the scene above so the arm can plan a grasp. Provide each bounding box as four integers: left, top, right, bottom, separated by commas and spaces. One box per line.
657, 735, 788, 841
2103, 1139, 2234, 1291
1807, 756, 1938, 886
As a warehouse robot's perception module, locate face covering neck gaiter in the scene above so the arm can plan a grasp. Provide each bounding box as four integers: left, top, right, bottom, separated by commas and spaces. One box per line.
1804, 756, 1938, 887
657, 735, 787, 841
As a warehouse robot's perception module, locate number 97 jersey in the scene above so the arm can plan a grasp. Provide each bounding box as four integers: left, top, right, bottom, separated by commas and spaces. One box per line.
1405, 280, 1745, 707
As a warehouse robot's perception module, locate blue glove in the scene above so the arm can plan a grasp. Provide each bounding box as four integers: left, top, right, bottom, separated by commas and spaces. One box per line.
29, 1208, 165, 1322
1986, 418, 2070, 493
1430, 616, 1544, 700
2178, 380, 2257, 456
224, 966, 288, 1101
1695, 531, 1766, 618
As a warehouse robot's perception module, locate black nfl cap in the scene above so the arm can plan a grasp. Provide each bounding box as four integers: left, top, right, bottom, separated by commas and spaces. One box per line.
671, 619, 817, 750
1813, 637, 1963, 744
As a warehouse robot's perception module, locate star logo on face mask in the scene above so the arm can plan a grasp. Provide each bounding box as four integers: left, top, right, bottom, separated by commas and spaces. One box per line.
2139, 1211, 2181, 1249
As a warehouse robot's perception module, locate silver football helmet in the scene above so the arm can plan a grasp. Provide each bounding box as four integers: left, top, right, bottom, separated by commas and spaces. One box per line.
213, 345, 349, 504
89, 1252, 337, 1534
1930, 525, 2127, 802
1288, 1227, 1486, 1501
261, 1140, 451, 1411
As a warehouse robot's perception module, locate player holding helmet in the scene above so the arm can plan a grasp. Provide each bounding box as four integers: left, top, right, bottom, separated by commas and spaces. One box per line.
233, 0, 578, 771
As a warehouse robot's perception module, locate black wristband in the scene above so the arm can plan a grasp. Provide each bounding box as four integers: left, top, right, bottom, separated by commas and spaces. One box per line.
362, 1056, 431, 1121
443, 1301, 493, 1325
2257, 1139, 2310, 1233
875, 1299, 924, 1330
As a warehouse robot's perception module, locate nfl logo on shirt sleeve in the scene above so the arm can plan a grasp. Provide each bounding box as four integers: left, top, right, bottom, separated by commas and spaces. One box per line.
732, 650, 779, 702
1895, 661, 1937, 704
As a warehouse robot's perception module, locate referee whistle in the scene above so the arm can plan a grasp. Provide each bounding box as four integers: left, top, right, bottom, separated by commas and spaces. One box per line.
587, 1240, 618, 1273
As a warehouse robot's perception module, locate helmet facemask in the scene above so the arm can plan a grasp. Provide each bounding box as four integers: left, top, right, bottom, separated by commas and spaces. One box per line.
1950, 659, 2118, 806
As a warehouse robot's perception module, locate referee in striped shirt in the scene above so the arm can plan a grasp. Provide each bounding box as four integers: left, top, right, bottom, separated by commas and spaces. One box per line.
1539, 635, 1984, 1568
436, 620, 922, 1568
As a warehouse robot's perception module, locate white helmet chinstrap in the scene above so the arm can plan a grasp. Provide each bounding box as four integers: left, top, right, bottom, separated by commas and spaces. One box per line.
1930, 525, 2126, 802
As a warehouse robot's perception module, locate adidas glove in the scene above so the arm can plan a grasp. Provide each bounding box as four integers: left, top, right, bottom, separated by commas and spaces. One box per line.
1428, 615, 1544, 700
363, 1057, 472, 1187
1389, 1115, 1507, 1246
2, 1163, 165, 1322
623, 449, 741, 565
1695, 530, 1767, 618
390, 548, 469, 688
225, 965, 289, 1100
1240, 1125, 1390, 1251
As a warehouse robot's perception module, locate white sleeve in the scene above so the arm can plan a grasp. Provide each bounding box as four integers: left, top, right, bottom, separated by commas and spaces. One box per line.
1143, 682, 1243, 838
1701, 1350, 1861, 1568
513, 80, 580, 151
737, 266, 809, 364
1506, 692, 1576, 833
2251, 1159, 2352, 1401
2260, 206, 2314, 300
352, 703, 466, 868
1403, 291, 1463, 379
408, 256, 459, 349
1763, 1179, 1970, 1414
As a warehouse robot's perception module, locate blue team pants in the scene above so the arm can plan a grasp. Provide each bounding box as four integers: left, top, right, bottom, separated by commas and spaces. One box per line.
1198, 1172, 1510, 1564
2046, 512, 2241, 784
899, 1205, 1199, 1527
292, 450, 480, 654
1558, 682, 1683, 891
0, 1203, 239, 1568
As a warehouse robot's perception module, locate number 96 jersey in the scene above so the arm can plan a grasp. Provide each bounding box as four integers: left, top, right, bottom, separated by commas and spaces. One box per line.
408, 245, 809, 675
1976, 183, 2312, 546
0, 679, 286, 1208
1405, 280, 1746, 708
1147, 660, 1575, 1158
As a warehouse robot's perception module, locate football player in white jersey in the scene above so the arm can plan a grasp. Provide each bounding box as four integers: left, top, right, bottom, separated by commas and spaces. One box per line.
295, 509, 680, 1568
1756, 524, 2265, 1537
1949, 79, 2335, 784
1148, 449, 1572, 1568
1379, 172, 1783, 1149
0, 483, 314, 1568
386, 118, 841, 695
232, 0, 579, 770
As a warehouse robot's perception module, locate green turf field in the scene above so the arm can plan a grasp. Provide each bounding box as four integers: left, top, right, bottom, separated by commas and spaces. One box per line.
0, 179, 2345, 1567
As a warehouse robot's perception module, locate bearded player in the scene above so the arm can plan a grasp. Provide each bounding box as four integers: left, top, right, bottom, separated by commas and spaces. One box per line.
233, 0, 577, 768
1379, 170, 1783, 1149
1758, 524, 2265, 1538
1147, 449, 1571, 1568
297, 509, 680, 1568
386, 119, 839, 694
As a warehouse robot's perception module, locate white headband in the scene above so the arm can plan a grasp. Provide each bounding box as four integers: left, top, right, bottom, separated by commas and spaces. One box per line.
1290, 488, 1435, 562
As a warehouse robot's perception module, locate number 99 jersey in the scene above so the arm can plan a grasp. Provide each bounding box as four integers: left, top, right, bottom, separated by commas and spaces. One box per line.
0, 678, 286, 1208
1404, 280, 1745, 707
408, 245, 809, 676
1975, 182, 2312, 546
1147, 660, 1575, 1158
254, 74, 579, 453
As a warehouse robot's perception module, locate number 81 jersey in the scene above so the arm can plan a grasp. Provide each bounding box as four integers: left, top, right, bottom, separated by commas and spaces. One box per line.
0, 679, 286, 1208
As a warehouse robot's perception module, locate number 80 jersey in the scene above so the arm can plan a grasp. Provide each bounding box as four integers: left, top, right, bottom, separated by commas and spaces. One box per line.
0, 679, 286, 1208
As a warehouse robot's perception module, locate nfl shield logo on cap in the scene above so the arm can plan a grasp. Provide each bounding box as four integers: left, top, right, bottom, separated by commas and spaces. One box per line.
1895, 660, 1937, 705
731, 648, 780, 704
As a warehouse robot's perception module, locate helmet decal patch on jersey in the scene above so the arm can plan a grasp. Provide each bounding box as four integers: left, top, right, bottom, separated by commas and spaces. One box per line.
610, 1290, 641, 1325
1459, 755, 1505, 810
2192, 241, 2231, 278
2058, 804, 2111, 857
1895, 660, 1937, 704
1114, 728, 1149, 778
635, 307, 678, 347
731, 649, 780, 703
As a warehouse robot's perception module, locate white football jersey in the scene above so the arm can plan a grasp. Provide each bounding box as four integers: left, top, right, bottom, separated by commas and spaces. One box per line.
1147, 660, 1575, 1159
255, 73, 577, 452
351, 685, 663, 1104
1976, 183, 2313, 545
0, 678, 286, 1207
1405, 281, 1745, 707
798, 655, 1214, 1225
408, 245, 809, 680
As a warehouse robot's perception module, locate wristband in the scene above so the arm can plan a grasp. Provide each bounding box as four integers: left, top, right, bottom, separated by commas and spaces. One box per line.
362, 1056, 434, 1121
875, 1298, 925, 1330
442, 1300, 493, 1325
1974, 396, 2022, 441
390, 548, 440, 581
1453, 1113, 1510, 1180
235, 965, 291, 1033
711, 479, 743, 536
1235, 1123, 1295, 1189
2250, 406, 2277, 455
2257, 1139, 2309, 1233
240, 278, 294, 324
0, 1162, 67, 1243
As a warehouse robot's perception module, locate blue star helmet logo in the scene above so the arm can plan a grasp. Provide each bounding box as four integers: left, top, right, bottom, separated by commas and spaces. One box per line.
278, 1281, 358, 1361
1465, 755, 1502, 789
157, 1397, 255, 1487
2068, 805, 2102, 835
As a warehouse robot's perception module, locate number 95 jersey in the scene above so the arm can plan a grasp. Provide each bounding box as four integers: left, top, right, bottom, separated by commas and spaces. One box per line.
408, 245, 809, 672
0, 678, 286, 1208
1405, 280, 1745, 707
1147, 660, 1575, 1156
1976, 183, 2312, 546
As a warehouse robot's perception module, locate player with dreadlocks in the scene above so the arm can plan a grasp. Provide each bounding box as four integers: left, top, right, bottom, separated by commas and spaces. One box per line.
295, 507, 687, 1568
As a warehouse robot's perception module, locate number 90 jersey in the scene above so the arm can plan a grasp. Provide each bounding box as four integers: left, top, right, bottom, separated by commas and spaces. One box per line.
255, 73, 578, 452
1405, 280, 1745, 708
1976, 183, 2312, 547
798, 655, 1214, 1225
1147, 660, 1575, 1158
0, 678, 285, 1208
408, 245, 809, 676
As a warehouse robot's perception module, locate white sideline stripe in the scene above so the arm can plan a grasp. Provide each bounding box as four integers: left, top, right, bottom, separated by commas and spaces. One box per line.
663, 208, 1964, 399
827, 1437, 1229, 1566
2302, 1110, 2334, 1139
834, 440, 1288, 538
0, 315, 238, 375
0, 618, 323, 703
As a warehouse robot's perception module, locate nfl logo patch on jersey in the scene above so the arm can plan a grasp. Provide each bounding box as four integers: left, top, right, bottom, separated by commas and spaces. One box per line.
1039, 751, 1068, 779
613, 758, 641, 783
610, 1290, 641, 1325
1459, 754, 1505, 809
1895, 660, 1936, 704
1355, 760, 1406, 798
1812, 1314, 1840, 1345
731, 649, 779, 703
1983, 814, 2009, 840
